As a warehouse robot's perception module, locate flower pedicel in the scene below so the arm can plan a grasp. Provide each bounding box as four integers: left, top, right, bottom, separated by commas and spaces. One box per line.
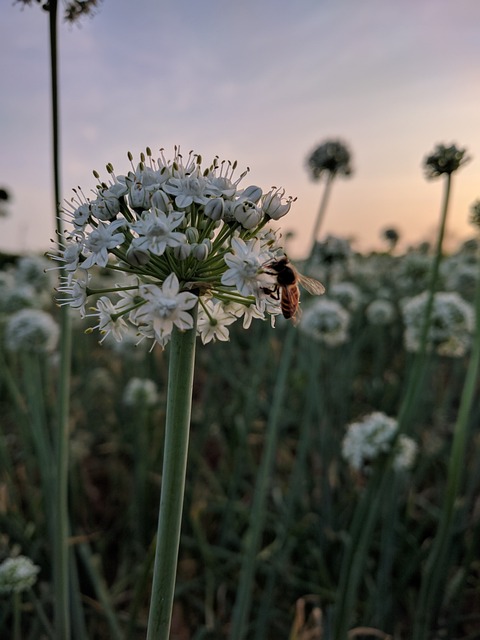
50, 147, 296, 347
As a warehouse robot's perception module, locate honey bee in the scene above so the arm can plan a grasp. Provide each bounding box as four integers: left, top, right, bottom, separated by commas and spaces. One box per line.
263, 257, 325, 322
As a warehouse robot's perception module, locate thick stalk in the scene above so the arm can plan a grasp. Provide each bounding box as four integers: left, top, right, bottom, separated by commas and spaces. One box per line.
146, 309, 198, 640
48, 3, 73, 638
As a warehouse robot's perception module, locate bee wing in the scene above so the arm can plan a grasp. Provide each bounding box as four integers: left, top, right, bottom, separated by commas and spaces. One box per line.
297, 274, 326, 295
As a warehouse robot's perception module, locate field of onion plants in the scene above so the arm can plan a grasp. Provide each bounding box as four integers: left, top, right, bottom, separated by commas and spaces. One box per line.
1, 185, 480, 639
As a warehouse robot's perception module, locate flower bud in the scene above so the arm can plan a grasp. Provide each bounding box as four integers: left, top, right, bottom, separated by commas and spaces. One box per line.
239, 185, 263, 203
129, 181, 150, 210
126, 244, 150, 266
151, 188, 171, 213
173, 240, 192, 261
184, 227, 198, 244
204, 197, 224, 221
234, 200, 262, 229
192, 240, 211, 261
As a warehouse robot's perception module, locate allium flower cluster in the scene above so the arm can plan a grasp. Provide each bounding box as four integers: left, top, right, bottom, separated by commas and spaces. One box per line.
306, 139, 353, 180
365, 299, 396, 326
5, 309, 59, 354
123, 377, 159, 407
402, 291, 474, 357
423, 143, 470, 179
0, 555, 40, 594
329, 282, 363, 312
470, 200, 480, 229
342, 412, 417, 473
51, 147, 296, 348
299, 298, 350, 347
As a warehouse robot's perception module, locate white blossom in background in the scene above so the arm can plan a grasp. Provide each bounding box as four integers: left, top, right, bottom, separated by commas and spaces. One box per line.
342, 412, 417, 473
123, 378, 159, 407
300, 298, 350, 347
0, 556, 40, 594
401, 291, 474, 357
393, 435, 418, 471
329, 281, 363, 312
365, 299, 396, 326
5, 309, 59, 354
50, 147, 296, 348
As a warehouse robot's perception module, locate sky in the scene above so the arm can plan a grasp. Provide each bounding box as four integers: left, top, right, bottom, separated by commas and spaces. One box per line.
1, 0, 480, 259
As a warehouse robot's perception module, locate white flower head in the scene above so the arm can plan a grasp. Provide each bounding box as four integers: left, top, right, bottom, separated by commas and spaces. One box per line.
342, 412, 418, 474
300, 298, 350, 347
0, 556, 40, 594
366, 299, 396, 326
5, 309, 59, 354
52, 146, 294, 348
402, 291, 474, 357
342, 412, 398, 472
123, 377, 159, 407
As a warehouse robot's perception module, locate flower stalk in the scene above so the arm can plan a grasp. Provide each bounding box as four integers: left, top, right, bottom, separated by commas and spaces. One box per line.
412, 240, 480, 639
146, 307, 198, 640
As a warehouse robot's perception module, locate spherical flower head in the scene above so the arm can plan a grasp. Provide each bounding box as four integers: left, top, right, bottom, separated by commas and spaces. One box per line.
0, 556, 40, 594
342, 412, 398, 472
52, 146, 293, 348
365, 299, 396, 326
300, 298, 350, 347
381, 227, 400, 249
15, 255, 52, 291
123, 377, 159, 407
5, 309, 59, 354
423, 143, 470, 179
402, 291, 474, 357
392, 435, 418, 472
329, 282, 363, 313
312, 235, 352, 265
470, 200, 480, 229
306, 139, 353, 181
0, 284, 39, 314
394, 251, 434, 297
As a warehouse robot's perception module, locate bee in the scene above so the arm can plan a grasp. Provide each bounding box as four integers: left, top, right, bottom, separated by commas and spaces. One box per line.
263, 257, 325, 322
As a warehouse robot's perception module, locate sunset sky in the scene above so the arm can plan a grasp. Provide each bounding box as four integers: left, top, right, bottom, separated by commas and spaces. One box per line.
2, 0, 480, 258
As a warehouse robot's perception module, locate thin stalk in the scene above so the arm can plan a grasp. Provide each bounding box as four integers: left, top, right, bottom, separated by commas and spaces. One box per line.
412, 243, 480, 639
77, 543, 123, 640
333, 172, 454, 638
397, 173, 452, 432
13, 592, 21, 640
229, 325, 297, 640
48, 2, 73, 637
146, 307, 198, 640
308, 172, 334, 262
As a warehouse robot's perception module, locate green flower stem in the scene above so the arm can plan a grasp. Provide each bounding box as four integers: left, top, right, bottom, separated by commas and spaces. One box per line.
13, 591, 21, 640
48, 2, 74, 637
230, 325, 297, 640
308, 171, 334, 262
398, 173, 452, 431
146, 306, 199, 640
333, 172, 453, 638
412, 243, 480, 639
